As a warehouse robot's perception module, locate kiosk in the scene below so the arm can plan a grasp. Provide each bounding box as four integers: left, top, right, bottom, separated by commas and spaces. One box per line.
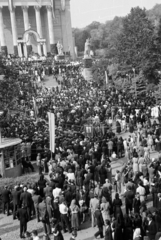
0, 128, 22, 178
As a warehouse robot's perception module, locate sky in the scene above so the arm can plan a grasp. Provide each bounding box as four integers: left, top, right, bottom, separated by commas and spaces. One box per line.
70, 0, 161, 28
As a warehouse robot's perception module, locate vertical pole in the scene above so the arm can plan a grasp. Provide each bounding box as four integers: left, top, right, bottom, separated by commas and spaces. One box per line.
0, 127, 2, 144
49, 111, 52, 160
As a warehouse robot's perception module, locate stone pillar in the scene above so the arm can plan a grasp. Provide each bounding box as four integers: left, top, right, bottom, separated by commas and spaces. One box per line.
65, 0, 75, 59
18, 43, 22, 58
10, 7, 18, 55
60, 10, 68, 55
34, 6, 42, 38
23, 43, 27, 58
22, 6, 32, 56
43, 42, 47, 56
37, 42, 42, 56
46, 6, 55, 53
0, 7, 7, 56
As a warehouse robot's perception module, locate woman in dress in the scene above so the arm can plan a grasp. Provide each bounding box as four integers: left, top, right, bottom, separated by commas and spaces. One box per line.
101, 196, 111, 223
112, 193, 123, 219
70, 199, 79, 231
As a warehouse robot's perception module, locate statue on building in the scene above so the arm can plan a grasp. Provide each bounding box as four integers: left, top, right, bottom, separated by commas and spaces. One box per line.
57, 41, 64, 55
84, 38, 92, 58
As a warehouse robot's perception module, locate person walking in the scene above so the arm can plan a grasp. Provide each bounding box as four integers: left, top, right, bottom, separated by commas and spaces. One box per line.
59, 200, 71, 233
39, 198, 51, 237
17, 204, 28, 239
20, 186, 32, 221
90, 194, 99, 227
1, 185, 11, 216
12, 186, 21, 220
70, 199, 79, 231
94, 203, 104, 239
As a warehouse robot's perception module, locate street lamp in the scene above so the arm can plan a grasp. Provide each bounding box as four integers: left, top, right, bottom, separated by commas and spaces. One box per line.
0, 110, 4, 145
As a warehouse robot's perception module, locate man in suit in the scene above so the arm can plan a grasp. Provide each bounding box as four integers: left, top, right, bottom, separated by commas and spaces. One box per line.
17, 204, 28, 239
12, 186, 22, 219
123, 185, 135, 215
39, 198, 51, 236
32, 190, 42, 222
1, 186, 11, 216
94, 203, 104, 239
146, 214, 157, 240
43, 182, 53, 198
20, 186, 32, 220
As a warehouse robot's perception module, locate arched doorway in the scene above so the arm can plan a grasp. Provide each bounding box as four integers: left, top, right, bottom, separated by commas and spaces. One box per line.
17, 29, 47, 58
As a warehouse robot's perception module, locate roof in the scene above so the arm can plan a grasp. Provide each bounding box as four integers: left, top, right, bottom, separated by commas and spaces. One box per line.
0, 138, 22, 149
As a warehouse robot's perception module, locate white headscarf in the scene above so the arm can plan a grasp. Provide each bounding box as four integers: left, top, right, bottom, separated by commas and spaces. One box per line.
133, 228, 141, 239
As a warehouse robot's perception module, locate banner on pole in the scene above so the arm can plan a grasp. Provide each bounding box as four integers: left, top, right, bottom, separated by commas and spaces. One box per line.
105, 71, 108, 85
33, 97, 38, 119
48, 112, 55, 153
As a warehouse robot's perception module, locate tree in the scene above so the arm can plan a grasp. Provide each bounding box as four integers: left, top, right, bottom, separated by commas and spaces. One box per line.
115, 7, 154, 72
141, 18, 161, 84
74, 29, 90, 52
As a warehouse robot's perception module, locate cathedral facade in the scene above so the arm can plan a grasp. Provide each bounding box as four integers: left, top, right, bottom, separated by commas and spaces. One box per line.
0, 0, 75, 58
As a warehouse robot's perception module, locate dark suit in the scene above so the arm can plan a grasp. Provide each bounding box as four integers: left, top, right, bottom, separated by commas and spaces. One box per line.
20, 191, 32, 220
94, 209, 104, 238
124, 190, 135, 215
147, 220, 157, 240
17, 207, 28, 238
39, 201, 51, 235
1, 189, 11, 215
12, 189, 21, 219
32, 194, 42, 222
43, 186, 53, 197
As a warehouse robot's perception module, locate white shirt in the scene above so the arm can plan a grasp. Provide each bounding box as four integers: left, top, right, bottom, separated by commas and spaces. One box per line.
59, 203, 68, 214
67, 172, 75, 182
33, 237, 40, 240
53, 187, 61, 199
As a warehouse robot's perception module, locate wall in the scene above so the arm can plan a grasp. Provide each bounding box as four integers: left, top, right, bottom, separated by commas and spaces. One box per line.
5, 164, 22, 178
1, 0, 74, 56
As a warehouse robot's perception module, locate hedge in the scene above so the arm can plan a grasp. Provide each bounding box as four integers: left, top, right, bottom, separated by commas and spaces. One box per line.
0, 173, 40, 192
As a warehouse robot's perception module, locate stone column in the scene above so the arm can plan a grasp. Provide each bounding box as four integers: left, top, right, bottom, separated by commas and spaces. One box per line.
37, 42, 42, 56
0, 7, 7, 56
23, 43, 27, 58
43, 42, 47, 56
22, 6, 32, 56
18, 43, 22, 58
60, 10, 68, 55
46, 6, 55, 53
34, 6, 42, 38
10, 7, 18, 55
65, 0, 75, 59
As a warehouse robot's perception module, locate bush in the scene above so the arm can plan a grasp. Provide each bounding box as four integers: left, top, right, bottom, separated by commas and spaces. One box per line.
0, 173, 40, 192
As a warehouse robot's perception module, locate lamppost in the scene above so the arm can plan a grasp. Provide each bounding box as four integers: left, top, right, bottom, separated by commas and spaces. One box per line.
0, 110, 4, 144
132, 68, 137, 98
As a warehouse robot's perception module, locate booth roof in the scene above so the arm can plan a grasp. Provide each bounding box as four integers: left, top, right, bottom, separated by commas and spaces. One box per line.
0, 138, 22, 149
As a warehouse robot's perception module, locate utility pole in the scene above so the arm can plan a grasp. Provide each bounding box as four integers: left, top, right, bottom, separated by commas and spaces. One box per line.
132, 68, 137, 98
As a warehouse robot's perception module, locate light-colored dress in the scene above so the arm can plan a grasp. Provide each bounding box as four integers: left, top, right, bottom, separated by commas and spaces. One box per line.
101, 202, 110, 222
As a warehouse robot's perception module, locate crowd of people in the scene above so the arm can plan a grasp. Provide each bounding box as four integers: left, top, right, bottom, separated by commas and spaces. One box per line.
1, 55, 161, 240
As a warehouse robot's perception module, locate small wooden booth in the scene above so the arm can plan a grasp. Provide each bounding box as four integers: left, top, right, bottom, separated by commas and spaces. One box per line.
0, 137, 22, 178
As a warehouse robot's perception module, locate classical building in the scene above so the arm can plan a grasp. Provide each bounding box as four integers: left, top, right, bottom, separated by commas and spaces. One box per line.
0, 0, 75, 58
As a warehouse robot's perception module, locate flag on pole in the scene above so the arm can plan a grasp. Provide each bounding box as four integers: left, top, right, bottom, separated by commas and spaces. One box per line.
33, 97, 38, 119
8, 0, 14, 12
50, 0, 55, 19
105, 71, 108, 85
48, 112, 55, 153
